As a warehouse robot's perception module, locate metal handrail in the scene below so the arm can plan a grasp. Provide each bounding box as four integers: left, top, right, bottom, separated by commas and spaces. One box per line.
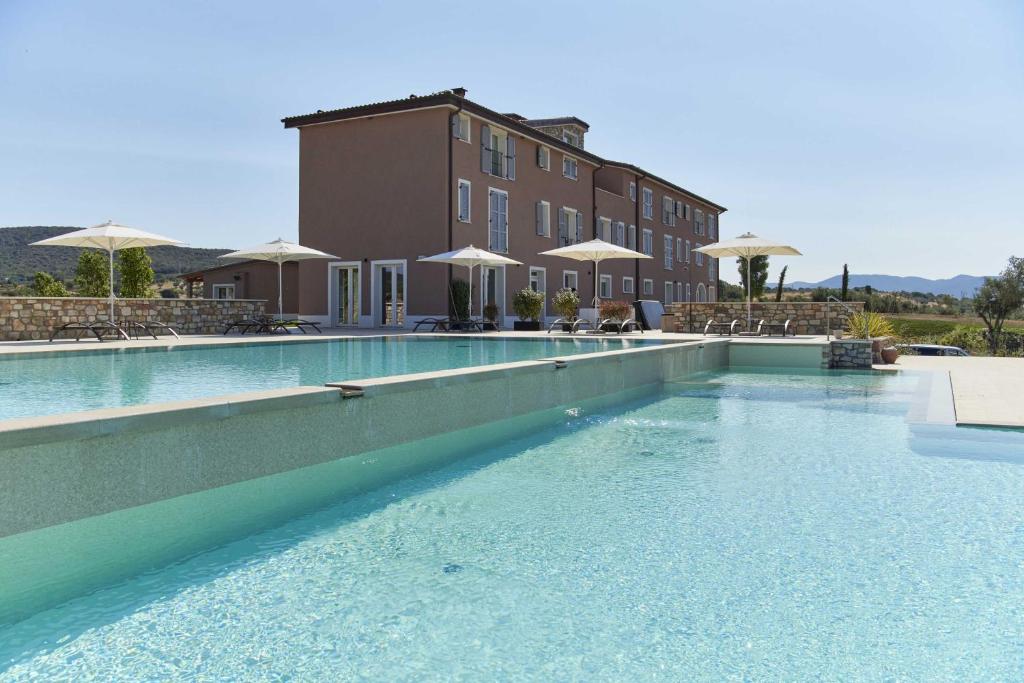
825, 295, 862, 341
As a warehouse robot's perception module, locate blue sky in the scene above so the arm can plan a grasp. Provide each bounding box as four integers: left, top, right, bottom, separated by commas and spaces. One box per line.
1, 0, 1021, 283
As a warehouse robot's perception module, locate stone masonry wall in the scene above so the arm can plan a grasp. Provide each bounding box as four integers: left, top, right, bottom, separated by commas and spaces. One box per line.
0, 298, 266, 341
662, 301, 865, 336
828, 339, 873, 369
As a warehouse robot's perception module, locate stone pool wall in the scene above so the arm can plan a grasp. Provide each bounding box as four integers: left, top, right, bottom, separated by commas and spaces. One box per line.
828, 339, 873, 369
663, 301, 865, 335
0, 297, 266, 340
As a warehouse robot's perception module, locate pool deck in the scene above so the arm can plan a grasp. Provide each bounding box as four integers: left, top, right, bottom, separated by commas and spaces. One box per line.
894, 355, 1024, 429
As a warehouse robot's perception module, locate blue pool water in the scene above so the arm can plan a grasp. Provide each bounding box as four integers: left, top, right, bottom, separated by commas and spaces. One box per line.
0, 337, 650, 421
2, 369, 1024, 679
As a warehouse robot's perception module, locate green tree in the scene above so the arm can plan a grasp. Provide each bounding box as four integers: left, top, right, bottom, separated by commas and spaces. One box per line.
841, 264, 850, 301
973, 256, 1024, 355
737, 256, 769, 299
32, 271, 70, 297
117, 247, 155, 297
774, 265, 788, 303
74, 250, 110, 297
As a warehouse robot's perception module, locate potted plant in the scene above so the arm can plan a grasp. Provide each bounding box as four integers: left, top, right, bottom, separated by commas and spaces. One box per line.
482, 302, 499, 330
512, 287, 545, 331
598, 300, 631, 332
551, 287, 580, 331
845, 311, 896, 363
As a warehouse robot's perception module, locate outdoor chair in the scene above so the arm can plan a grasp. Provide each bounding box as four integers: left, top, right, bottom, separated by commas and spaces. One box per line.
596, 317, 643, 334
274, 319, 322, 334
755, 319, 795, 337
120, 319, 180, 340
703, 319, 742, 336
547, 317, 594, 334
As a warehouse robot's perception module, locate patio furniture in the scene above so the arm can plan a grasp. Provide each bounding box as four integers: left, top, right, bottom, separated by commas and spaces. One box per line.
547, 317, 594, 334
49, 320, 129, 342
120, 320, 180, 340
596, 317, 643, 334
274, 319, 322, 334
756, 319, 794, 337
703, 319, 742, 336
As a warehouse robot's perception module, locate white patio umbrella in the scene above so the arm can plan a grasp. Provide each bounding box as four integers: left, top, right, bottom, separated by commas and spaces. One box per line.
31, 220, 186, 319
539, 239, 651, 314
695, 232, 802, 327
418, 245, 521, 319
219, 238, 338, 318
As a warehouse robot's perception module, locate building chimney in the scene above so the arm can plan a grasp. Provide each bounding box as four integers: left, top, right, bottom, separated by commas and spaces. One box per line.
451, 87, 467, 97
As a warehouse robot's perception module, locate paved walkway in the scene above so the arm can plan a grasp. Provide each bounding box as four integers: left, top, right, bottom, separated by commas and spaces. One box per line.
896, 355, 1024, 428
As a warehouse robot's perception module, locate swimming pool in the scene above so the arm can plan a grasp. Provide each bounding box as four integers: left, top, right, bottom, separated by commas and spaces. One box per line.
2, 368, 1021, 679
0, 336, 652, 421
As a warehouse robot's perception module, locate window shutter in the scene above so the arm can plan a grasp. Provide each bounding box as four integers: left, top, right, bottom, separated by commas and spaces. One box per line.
575, 211, 584, 243
536, 202, 544, 236
558, 208, 568, 244
480, 124, 490, 173
452, 115, 459, 139
506, 136, 516, 180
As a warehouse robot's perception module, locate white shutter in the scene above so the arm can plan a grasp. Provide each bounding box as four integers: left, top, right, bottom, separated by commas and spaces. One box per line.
558, 208, 568, 244
480, 125, 490, 173
506, 136, 516, 180
575, 211, 584, 243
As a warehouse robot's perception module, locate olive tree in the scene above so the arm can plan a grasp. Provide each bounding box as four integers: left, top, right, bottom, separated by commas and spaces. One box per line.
117, 247, 155, 297
973, 256, 1024, 355
74, 250, 110, 297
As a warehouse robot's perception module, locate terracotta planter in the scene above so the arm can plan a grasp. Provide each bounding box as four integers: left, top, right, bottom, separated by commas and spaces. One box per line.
880, 346, 899, 364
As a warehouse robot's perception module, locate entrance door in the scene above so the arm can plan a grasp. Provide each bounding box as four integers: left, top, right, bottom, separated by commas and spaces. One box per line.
335, 265, 360, 326
529, 267, 546, 320
481, 266, 504, 327
375, 262, 405, 327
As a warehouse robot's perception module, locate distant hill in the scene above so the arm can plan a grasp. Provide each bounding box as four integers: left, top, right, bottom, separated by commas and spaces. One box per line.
0, 226, 231, 284
787, 273, 989, 297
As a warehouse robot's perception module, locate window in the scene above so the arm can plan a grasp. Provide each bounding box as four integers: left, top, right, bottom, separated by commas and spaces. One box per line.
558, 207, 584, 246
627, 224, 637, 250
695, 209, 704, 235
642, 188, 653, 219
212, 284, 235, 299
643, 278, 654, 295
663, 235, 674, 269
664, 282, 674, 305
614, 221, 625, 247
457, 179, 471, 223
623, 276, 634, 294
676, 282, 684, 302
562, 154, 578, 180
676, 238, 683, 263
684, 204, 691, 221
708, 213, 717, 239
641, 229, 653, 256
685, 239, 691, 264
488, 189, 508, 253
709, 285, 716, 302
675, 201, 684, 219
686, 282, 691, 302
563, 270, 579, 290
696, 282, 707, 302
662, 196, 676, 226
599, 274, 612, 299
629, 182, 636, 201
598, 216, 612, 241
562, 129, 581, 148
529, 267, 546, 316
537, 145, 550, 171
536, 200, 550, 237
480, 124, 515, 180
451, 113, 470, 142
695, 243, 704, 266
709, 258, 716, 280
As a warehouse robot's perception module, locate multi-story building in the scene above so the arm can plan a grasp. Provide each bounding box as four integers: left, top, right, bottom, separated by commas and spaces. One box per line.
280, 88, 725, 328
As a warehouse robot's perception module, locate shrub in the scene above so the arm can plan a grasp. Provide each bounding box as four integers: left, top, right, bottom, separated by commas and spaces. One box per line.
449, 278, 470, 320
938, 325, 987, 355
551, 287, 580, 319
32, 271, 69, 297
846, 311, 896, 338
512, 287, 544, 321
483, 302, 499, 322
598, 300, 631, 321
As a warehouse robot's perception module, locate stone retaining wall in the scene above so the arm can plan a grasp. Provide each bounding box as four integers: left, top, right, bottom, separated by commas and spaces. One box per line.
828, 339, 873, 369
0, 298, 266, 341
663, 301, 865, 335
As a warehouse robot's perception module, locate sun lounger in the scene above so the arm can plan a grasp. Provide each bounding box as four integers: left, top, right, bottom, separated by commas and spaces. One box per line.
49, 320, 129, 342
273, 319, 322, 334
703, 319, 742, 336
756, 319, 794, 337
120, 320, 180, 340
547, 317, 594, 334
596, 318, 643, 334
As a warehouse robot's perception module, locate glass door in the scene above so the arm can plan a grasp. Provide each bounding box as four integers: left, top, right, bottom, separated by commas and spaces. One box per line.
376, 263, 405, 327
529, 267, 546, 320
336, 266, 359, 326
481, 266, 503, 327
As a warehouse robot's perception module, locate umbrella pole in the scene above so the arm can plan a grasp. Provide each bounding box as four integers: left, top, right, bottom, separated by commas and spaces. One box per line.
108, 246, 115, 321
746, 256, 752, 329
467, 264, 473, 321
593, 260, 600, 318
277, 259, 284, 320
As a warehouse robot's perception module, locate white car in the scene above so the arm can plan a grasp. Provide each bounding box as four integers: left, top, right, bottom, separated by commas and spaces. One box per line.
897, 343, 970, 357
